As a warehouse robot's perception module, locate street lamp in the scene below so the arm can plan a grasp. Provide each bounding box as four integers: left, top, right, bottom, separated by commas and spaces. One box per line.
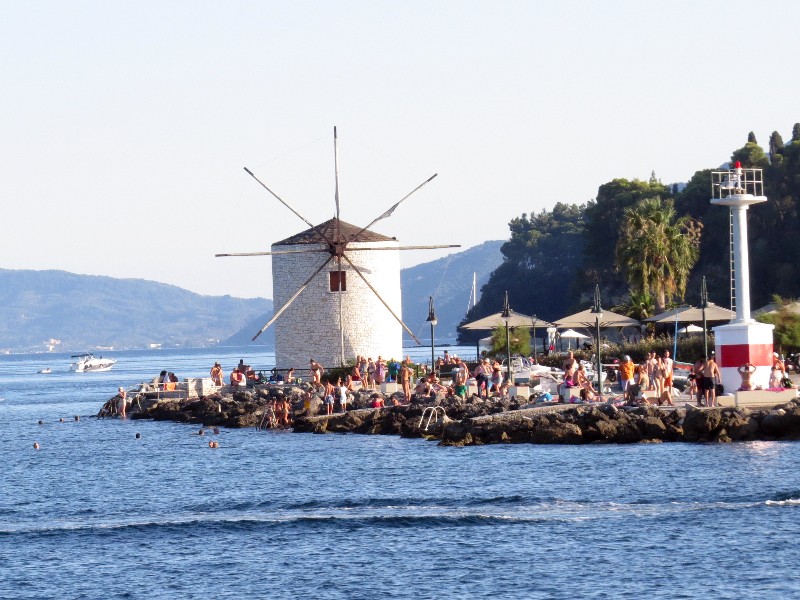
501, 291, 513, 385
532, 315, 538, 363
591, 284, 603, 392
700, 276, 709, 358
426, 296, 438, 373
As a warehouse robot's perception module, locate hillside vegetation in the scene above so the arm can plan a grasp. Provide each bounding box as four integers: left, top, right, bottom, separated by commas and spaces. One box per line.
459, 123, 800, 342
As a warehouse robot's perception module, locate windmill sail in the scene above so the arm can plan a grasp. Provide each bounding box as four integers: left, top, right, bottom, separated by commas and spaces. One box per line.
467, 272, 477, 314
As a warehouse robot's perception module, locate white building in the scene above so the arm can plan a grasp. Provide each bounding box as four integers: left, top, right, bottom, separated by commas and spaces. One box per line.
271, 218, 403, 370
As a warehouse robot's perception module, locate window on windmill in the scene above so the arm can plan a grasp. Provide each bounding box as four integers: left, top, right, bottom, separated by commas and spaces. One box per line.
329, 270, 347, 292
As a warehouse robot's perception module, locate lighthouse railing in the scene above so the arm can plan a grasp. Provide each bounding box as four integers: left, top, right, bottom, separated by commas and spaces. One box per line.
712, 167, 764, 200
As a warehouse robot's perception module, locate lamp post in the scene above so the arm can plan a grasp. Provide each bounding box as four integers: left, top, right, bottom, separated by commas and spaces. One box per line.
532, 315, 538, 363
426, 296, 438, 374
591, 284, 603, 392
700, 276, 709, 358
501, 291, 513, 385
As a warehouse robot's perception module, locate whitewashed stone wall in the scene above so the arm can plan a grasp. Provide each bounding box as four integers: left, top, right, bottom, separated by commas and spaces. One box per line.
272, 240, 403, 369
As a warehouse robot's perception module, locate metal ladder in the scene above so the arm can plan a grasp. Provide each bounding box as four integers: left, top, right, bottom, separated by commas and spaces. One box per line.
418, 406, 446, 432
257, 407, 278, 430
729, 208, 736, 314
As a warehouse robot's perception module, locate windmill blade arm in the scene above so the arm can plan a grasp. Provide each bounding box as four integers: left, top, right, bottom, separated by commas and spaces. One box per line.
349, 244, 461, 252
244, 166, 336, 248
216, 249, 328, 258
350, 173, 438, 240
342, 254, 421, 345
252, 256, 334, 341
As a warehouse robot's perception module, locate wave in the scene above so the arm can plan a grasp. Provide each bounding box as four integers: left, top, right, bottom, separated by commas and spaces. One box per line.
764, 491, 800, 506
0, 511, 556, 537
1, 496, 779, 537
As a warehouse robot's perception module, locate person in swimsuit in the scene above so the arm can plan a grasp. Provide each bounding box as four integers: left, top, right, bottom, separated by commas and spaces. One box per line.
310, 359, 323, 387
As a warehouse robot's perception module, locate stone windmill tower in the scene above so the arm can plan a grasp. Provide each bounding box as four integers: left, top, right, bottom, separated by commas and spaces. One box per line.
217, 128, 458, 369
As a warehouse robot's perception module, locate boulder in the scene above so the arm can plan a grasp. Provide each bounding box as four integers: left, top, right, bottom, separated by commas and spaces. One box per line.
682, 407, 723, 442
530, 421, 583, 444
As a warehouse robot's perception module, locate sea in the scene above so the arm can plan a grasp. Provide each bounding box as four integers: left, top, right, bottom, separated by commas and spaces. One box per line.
2, 346, 800, 599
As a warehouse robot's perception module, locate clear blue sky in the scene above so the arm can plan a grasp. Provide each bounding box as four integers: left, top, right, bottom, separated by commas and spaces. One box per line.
2, 0, 798, 299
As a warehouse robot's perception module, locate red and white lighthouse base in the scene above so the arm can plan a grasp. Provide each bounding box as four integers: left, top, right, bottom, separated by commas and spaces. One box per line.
713, 321, 775, 395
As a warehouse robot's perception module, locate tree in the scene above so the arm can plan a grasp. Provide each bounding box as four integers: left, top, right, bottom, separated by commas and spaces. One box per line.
490, 324, 530, 358
769, 130, 784, 163
620, 288, 655, 321
616, 197, 702, 311
731, 140, 770, 169
582, 178, 672, 306
793, 123, 800, 142
458, 203, 586, 343
748, 131, 757, 144
757, 296, 800, 352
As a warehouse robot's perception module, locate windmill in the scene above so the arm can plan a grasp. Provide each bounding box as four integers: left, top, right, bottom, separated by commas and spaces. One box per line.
217, 127, 460, 367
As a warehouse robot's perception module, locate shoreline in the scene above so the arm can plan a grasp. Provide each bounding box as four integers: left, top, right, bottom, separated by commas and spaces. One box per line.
99, 383, 800, 446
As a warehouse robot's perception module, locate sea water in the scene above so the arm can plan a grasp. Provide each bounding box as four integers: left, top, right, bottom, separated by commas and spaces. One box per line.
2, 348, 800, 599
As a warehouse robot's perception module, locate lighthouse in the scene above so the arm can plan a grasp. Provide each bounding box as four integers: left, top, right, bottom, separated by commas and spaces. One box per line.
710, 162, 774, 393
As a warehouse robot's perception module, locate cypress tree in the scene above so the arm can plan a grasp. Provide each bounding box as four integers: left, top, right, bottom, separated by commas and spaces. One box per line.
769, 130, 784, 156
748, 131, 757, 144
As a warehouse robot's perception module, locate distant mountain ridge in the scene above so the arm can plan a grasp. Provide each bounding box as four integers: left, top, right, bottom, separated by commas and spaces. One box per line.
0, 241, 504, 353
0, 269, 274, 352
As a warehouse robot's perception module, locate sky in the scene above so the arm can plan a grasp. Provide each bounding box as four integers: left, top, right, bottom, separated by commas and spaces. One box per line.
2, 0, 799, 300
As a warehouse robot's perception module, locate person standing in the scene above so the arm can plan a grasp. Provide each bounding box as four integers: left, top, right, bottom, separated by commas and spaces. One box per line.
474, 359, 492, 399
693, 358, 705, 406
662, 351, 674, 396
374, 356, 386, 386
366, 357, 375, 389
323, 379, 335, 415
337, 378, 348, 412
646, 352, 657, 390
117, 387, 127, 418
702, 355, 721, 407
619, 355, 635, 395
399, 357, 414, 402
210, 362, 223, 386
310, 359, 324, 387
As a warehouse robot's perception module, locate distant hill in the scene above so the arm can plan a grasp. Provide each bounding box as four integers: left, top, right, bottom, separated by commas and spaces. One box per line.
0, 269, 273, 352
0, 242, 503, 352
400, 240, 504, 344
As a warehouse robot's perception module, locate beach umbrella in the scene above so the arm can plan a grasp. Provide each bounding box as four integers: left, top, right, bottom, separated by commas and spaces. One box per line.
559, 328, 589, 350
553, 308, 640, 329
559, 328, 589, 339
644, 302, 735, 323
461, 310, 551, 330
678, 324, 703, 334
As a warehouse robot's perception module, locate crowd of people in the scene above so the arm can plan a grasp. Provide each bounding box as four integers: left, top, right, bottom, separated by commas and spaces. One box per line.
613, 351, 677, 406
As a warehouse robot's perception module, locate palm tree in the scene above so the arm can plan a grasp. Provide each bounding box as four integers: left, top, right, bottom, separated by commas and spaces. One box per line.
616, 197, 702, 312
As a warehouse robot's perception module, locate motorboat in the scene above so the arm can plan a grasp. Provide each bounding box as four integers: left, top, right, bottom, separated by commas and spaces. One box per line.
70, 353, 116, 373
37, 368, 52, 374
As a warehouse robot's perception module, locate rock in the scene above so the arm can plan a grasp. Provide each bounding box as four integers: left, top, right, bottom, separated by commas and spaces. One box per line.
638, 416, 668, 440
720, 408, 759, 441
530, 421, 583, 444
682, 407, 723, 442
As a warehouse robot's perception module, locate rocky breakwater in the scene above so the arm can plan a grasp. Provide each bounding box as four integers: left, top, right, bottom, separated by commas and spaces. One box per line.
295, 396, 800, 446
438, 400, 800, 446
104, 385, 800, 446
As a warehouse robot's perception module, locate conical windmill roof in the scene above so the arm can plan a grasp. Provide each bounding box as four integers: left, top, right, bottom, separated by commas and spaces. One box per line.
274, 218, 396, 246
